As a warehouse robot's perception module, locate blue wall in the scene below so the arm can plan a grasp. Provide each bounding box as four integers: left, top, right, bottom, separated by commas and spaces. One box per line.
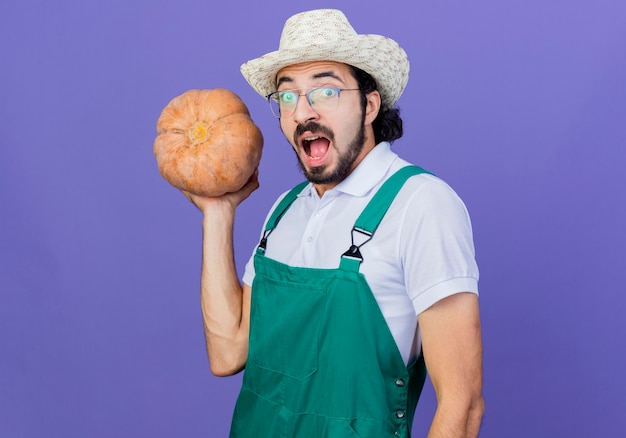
1, 1, 625, 436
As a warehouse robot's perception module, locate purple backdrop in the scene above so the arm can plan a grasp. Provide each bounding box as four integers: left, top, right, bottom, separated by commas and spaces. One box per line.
1, 0, 625, 436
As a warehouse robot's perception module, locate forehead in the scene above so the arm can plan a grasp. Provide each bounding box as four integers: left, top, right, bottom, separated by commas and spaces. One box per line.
275, 61, 354, 87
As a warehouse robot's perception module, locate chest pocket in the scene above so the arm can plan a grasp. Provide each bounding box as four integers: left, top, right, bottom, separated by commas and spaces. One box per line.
249, 273, 326, 381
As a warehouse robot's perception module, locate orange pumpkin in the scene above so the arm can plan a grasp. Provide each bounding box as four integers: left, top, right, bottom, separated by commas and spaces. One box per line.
154, 88, 263, 197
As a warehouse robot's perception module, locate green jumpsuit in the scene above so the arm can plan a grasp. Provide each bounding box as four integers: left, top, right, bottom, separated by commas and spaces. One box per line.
230, 166, 428, 437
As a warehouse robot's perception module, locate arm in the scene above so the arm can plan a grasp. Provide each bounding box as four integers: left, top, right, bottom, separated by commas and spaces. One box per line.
183, 172, 258, 376
419, 292, 484, 438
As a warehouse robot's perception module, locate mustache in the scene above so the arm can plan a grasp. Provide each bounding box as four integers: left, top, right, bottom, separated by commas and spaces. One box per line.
293, 122, 335, 145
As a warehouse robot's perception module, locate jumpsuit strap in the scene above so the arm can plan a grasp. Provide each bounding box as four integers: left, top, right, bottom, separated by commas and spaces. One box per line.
257, 180, 309, 253
339, 166, 432, 271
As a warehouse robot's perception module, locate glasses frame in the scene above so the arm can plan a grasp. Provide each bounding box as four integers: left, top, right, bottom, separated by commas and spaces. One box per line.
266, 87, 360, 118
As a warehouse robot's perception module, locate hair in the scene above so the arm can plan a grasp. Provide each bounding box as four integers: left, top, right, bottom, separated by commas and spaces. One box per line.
350, 66, 403, 144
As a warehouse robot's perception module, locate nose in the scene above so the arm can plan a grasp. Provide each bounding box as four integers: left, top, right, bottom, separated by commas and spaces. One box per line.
291, 94, 319, 125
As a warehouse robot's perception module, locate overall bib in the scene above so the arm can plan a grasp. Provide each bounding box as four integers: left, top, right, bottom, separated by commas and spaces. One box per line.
230, 166, 428, 438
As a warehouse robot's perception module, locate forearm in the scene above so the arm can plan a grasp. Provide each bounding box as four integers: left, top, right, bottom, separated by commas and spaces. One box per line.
427, 395, 485, 438
199, 205, 249, 376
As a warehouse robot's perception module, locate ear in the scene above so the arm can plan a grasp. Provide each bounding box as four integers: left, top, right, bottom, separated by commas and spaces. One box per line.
364, 90, 382, 126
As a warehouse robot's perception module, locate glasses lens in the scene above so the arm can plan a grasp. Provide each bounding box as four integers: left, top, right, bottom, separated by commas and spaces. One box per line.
278, 91, 297, 117
309, 87, 339, 111
268, 90, 299, 118
268, 92, 281, 118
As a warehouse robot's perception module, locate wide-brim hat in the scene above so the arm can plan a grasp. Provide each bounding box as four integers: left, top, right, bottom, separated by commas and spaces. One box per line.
240, 9, 409, 109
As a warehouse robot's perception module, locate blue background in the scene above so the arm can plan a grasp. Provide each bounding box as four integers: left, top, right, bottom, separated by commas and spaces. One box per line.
1, 0, 625, 436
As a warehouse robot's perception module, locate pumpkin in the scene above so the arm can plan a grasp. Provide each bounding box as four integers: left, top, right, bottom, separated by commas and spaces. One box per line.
153, 88, 263, 197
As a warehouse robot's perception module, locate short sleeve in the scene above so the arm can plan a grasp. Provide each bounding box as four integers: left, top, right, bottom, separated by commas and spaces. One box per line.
399, 178, 479, 315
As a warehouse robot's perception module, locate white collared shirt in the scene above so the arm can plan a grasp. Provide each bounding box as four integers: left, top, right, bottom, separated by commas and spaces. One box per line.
243, 142, 479, 364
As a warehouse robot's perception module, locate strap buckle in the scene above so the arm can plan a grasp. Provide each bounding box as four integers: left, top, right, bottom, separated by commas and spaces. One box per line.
341, 227, 373, 262
257, 229, 273, 253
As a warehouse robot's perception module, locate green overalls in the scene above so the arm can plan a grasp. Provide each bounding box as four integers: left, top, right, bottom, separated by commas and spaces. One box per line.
230, 166, 428, 437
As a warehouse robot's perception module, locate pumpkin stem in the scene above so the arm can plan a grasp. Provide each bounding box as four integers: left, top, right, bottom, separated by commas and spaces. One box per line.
188, 121, 210, 145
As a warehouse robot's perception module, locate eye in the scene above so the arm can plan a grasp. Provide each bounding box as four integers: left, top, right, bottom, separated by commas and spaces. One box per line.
310, 87, 338, 106
279, 91, 296, 104
322, 87, 337, 97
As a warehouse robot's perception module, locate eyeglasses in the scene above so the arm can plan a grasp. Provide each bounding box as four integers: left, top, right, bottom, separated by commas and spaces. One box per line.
266, 86, 360, 118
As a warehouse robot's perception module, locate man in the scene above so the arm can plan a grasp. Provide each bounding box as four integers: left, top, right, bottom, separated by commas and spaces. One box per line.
184, 9, 484, 438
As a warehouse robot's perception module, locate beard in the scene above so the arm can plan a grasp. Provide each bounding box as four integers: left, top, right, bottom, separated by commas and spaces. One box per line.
292, 120, 367, 185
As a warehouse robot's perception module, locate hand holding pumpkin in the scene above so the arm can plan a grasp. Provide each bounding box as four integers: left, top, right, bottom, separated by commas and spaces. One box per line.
181, 168, 260, 214
153, 89, 264, 197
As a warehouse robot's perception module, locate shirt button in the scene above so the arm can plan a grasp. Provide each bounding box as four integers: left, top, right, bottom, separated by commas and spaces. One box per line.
306, 236, 313, 243
396, 410, 405, 419
394, 432, 400, 437
395, 379, 405, 387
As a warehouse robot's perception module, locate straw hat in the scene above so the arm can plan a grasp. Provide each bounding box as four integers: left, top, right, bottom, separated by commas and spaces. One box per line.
240, 9, 409, 108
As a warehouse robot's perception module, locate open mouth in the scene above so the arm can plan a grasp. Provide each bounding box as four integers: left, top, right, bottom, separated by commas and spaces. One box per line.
301, 135, 331, 162
294, 122, 334, 167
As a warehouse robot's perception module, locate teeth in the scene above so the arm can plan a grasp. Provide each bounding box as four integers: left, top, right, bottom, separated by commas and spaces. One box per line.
303, 136, 320, 141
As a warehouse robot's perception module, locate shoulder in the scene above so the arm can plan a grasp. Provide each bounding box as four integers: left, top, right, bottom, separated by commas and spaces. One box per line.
390, 165, 471, 221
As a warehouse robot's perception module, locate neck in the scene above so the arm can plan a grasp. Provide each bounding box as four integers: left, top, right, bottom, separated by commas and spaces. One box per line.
312, 135, 377, 197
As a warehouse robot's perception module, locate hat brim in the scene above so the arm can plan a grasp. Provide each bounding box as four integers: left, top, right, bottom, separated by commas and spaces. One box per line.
240, 34, 409, 108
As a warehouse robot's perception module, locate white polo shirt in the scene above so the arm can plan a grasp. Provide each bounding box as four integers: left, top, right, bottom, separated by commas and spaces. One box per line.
243, 142, 479, 365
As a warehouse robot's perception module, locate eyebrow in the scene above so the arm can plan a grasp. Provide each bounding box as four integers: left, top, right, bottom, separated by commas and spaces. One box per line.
276, 71, 344, 88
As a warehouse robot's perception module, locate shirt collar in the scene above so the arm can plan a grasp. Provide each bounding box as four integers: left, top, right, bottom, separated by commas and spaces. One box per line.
297, 142, 398, 199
